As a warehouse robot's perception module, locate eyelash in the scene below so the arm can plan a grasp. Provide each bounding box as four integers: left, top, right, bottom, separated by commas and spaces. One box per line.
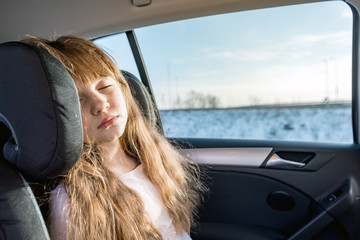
99, 85, 112, 91
78, 84, 112, 102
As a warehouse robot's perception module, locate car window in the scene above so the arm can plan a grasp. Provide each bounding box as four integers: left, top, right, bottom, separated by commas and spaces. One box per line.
94, 33, 141, 80
134, 1, 353, 143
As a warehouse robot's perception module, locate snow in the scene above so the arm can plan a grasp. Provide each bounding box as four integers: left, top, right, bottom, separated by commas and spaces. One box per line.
159, 103, 352, 143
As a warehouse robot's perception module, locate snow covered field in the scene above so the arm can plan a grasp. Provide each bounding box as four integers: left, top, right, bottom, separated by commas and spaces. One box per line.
159, 103, 352, 143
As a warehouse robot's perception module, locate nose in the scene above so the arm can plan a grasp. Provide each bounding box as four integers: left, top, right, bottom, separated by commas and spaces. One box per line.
90, 94, 110, 115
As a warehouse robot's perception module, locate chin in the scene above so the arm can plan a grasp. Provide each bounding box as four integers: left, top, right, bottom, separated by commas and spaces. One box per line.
97, 130, 125, 144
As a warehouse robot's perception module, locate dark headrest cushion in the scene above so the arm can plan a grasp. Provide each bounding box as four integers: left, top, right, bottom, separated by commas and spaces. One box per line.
121, 70, 156, 126
0, 42, 83, 180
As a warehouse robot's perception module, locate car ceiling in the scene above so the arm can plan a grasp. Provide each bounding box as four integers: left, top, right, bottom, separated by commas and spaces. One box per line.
0, 0, 335, 44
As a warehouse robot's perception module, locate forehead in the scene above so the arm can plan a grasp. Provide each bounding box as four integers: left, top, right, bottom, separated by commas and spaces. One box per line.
74, 76, 116, 89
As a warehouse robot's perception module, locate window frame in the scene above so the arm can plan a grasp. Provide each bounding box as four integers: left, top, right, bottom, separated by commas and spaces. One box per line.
351, 3, 360, 143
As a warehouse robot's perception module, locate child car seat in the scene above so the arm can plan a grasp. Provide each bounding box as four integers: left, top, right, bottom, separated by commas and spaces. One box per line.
0, 42, 158, 240
0, 42, 83, 240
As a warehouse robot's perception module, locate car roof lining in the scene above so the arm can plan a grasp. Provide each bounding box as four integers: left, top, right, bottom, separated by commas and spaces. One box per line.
0, 0, 325, 43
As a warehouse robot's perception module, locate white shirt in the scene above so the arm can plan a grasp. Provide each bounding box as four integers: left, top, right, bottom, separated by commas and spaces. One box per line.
118, 164, 191, 240
48, 164, 191, 240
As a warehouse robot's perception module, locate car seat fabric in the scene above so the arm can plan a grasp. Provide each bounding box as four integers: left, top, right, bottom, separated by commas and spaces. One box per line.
0, 42, 83, 240
121, 70, 157, 127
0, 160, 51, 240
0, 42, 83, 180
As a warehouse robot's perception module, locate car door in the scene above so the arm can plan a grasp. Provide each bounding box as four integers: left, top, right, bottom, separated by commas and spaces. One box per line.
94, 1, 360, 239
185, 139, 360, 239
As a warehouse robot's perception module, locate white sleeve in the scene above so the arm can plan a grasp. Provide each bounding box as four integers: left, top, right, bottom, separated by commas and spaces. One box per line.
47, 184, 70, 240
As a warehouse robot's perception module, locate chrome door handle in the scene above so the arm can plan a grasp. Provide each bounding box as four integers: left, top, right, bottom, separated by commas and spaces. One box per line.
266, 154, 306, 169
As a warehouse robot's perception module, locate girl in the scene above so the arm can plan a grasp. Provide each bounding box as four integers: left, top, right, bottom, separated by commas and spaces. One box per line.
23, 36, 205, 240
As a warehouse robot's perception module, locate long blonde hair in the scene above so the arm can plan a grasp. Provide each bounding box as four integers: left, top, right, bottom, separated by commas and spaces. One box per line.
23, 36, 205, 240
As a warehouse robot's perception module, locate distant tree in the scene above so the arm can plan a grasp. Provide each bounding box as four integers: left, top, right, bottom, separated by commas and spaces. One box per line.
174, 96, 183, 109
180, 91, 221, 109
249, 96, 260, 106
205, 94, 221, 108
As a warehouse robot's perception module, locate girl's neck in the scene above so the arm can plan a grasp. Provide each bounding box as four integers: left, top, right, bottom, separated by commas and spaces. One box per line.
98, 140, 139, 174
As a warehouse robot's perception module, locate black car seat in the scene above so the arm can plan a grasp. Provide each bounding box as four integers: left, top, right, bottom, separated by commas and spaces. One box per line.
120, 70, 157, 127
0, 42, 83, 240
0, 41, 158, 240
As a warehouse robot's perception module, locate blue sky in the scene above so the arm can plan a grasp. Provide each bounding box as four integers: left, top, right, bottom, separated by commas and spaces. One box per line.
97, 1, 353, 109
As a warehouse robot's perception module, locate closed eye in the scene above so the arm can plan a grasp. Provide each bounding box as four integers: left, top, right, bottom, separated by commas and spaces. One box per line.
99, 85, 112, 91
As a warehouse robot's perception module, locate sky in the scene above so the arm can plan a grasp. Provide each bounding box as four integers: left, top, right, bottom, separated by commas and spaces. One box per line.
96, 1, 353, 110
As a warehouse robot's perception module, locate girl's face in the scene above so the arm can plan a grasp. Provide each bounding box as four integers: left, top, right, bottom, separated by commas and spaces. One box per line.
75, 76, 128, 145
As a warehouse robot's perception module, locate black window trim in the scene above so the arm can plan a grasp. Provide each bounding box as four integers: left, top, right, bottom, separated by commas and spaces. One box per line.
351, 2, 360, 144
125, 30, 163, 132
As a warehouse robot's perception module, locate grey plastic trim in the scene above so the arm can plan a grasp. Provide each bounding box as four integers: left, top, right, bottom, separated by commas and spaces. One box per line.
287, 210, 333, 240
347, 0, 360, 15
182, 148, 273, 166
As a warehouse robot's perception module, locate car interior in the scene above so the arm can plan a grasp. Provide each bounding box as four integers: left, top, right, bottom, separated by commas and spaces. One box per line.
1, 0, 360, 239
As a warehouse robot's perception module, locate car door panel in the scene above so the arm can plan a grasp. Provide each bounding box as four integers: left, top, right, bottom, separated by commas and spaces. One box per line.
175, 138, 360, 239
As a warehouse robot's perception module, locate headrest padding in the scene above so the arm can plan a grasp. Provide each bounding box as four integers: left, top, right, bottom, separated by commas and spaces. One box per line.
121, 70, 156, 126
0, 42, 83, 180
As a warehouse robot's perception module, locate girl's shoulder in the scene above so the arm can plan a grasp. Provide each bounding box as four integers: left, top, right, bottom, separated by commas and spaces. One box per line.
48, 183, 69, 240
50, 183, 67, 198
49, 183, 70, 211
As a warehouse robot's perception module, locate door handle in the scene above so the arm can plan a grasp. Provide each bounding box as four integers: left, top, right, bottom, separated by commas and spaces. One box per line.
266, 153, 306, 169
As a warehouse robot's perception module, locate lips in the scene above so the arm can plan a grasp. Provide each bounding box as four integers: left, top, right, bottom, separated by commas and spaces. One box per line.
98, 115, 119, 129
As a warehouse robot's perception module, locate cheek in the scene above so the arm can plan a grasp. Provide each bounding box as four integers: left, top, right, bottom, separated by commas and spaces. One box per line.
80, 111, 92, 138
122, 102, 128, 119
118, 92, 128, 114
80, 110, 88, 127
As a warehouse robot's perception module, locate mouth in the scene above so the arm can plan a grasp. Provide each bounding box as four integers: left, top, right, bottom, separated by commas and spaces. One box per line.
98, 115, 119, 129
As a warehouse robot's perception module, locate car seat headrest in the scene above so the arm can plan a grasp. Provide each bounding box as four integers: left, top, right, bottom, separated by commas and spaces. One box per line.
0, 42, 83, 180
121, 70, 157, 127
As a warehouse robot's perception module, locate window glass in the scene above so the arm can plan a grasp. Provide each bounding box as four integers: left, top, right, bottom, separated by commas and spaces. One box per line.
135, 1, 353, 143
94, 33, 141, 79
